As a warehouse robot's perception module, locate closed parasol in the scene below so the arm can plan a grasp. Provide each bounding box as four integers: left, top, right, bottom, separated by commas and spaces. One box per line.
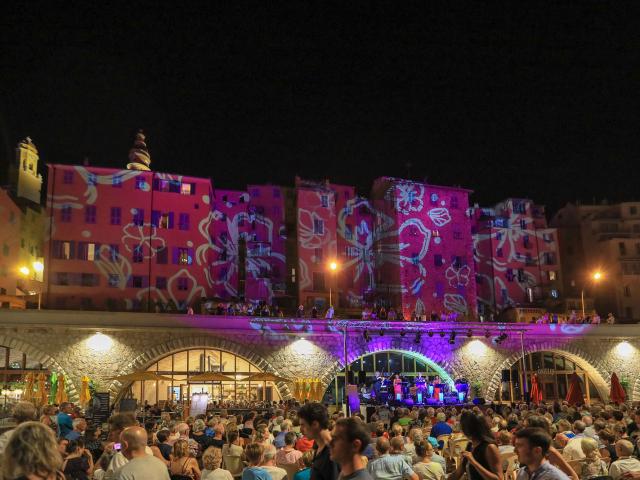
188, 372, 235, 382
610, 372, 626, 404
79, 376, 91, 407
23, 372, 35, 402
529, 374, 543, 404
109, 371, 173, 382
49, 372, 58, 404
36, 373, 48, 406
565, 372, 584, 406
55, 374, 68, 404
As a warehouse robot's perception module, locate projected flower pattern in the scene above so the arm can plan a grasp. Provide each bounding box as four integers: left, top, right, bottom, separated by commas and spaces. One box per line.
473, 201, 559, 310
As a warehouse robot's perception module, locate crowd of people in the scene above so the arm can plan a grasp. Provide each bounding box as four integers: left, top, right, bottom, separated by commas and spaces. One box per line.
1, 398, 640, 480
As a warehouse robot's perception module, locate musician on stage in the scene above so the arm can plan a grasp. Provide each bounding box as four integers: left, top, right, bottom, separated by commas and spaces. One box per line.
415, 373, 427, 403
433, 375, 442, 400
392, 373, 403, 401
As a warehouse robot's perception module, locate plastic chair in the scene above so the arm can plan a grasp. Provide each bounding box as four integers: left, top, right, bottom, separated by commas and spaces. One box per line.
280, 462, 301, 480
437, 435, 451, 457
449, 437, 470, 470
500, 452, 518, 480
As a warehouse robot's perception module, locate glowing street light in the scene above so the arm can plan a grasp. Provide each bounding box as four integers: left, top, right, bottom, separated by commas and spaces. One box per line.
18, 262, 44, 310
582, 270, 604, 318
327, 261, 339, 307
19, 266, 30, 276
33, 261, 44, 273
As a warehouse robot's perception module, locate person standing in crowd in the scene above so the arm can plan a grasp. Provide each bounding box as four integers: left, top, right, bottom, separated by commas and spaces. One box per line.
0, 401, 36, 455
298, 402, 339, 480
1, 421, 64, 480
329, 418, 372, 480
62, 438, 94, 480
514, 428, 570, 480
104, 413, 154, 479
113, 426, 170, 480
57, 402, 74, 439
65, 417, 87, 441
169, 439, 201, 480
449, 411, 502, 480
40, 405, 59, 435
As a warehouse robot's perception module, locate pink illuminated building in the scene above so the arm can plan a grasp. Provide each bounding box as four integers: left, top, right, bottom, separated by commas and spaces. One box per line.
44, 133, 218, 311
371, 177, 477, 320
471, 199, 562, 316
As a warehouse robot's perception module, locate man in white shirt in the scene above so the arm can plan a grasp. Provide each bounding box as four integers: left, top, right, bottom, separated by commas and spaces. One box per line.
104, 414, 155, 480
609, 440, 640, 480
260, 444, 288, 480
114, 426, 170, 480
562, 421, 587, 460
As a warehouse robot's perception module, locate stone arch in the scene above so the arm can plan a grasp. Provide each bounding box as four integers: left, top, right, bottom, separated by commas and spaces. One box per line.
108, 334, 292, 400
485, 343, 610, 401
0, 333, 78, 401
632, 377, 640, 403
324, 346, 455, 390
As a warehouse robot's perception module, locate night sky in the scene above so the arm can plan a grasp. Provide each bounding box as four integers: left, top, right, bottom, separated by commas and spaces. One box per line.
2, 3, 639, 213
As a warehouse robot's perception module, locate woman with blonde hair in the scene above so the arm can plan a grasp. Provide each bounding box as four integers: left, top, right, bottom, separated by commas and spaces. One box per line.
169, 439, 201, 480
201, 446, 233, 480
576, 437, 608, 480
2, 421, 64, 480
413, 439, 445, 480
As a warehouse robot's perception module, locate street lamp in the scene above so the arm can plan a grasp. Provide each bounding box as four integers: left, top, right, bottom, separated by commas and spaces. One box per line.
18, 261, 44, 310
328, 261, 338, 307
581, 271, 603, 318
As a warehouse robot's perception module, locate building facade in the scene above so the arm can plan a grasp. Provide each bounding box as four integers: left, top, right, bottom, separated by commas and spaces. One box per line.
472, 199, 562, 316
370, 177, 477, 320
552, 202, 640, 322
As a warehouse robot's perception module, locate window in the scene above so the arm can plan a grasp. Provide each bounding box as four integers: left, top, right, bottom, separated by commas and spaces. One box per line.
110, 207, 121, 225
180, 183, 193, 195
321, 195, 329, 207
60, 205, 72, 222
506, 269, 515, 282
54, 272, 69, 285
314, 248, 323, 263
177, 277, 188, 291
549, 271, 557, 281
313, 218, 324, 235
434, 254, 443, 267
179, 213, 190, 231
63, 170, 74, 184
523, 235, 530, 248
112, 175, 122, 187
158, 213, 173, 229
81, 273, 98, 287
62, 241, 73, 260
135, 176, 146, 190
619, 242, 627, 256
88, 173, 97, 186
496, 247, 503, 258
312, 272, 325, 291
496, 232, 502, 241
133, 245, 144, 263
108, 274, 119, 287
345, 224, 353, 240
78, 242, 96, 261
517, 269, 525, 282
453, 231, 462, 240
543, 232, 554, 243
132, 209, 144, 226
624, 285, 631, 297
109, 245, 119, 262
272, 206, 281, 216
250, 188, 260, 198
520, 219, 526, 229
85, 205, 97, 224
156, 247, 168, 264
450, 196, 459, 209
156, 277, 167, 290
132, 276, 143, 288
176, 248, 192, 265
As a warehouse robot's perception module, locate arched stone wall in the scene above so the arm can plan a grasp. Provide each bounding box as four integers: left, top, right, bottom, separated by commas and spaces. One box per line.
0, 333, 78, 401
108, 335, 292, 400
485, 343, 611, 401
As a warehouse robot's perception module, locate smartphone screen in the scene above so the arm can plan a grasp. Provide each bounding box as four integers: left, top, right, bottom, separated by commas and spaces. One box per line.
113, 443, 122, 451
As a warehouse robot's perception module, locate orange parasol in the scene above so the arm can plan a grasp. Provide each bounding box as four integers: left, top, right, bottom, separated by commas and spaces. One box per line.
55, 374, 68, 404
610, 372, 626, 404
36, 373, 48, 406
565, 372, 584, 406
79, 376, 91, 407
23, 372, 35, 402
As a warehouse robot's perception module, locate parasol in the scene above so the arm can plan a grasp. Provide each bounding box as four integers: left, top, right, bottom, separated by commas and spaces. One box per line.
49, 372, 58, 404
529, 374, 543, 404
188, 372, 235, 382
55, 374, 68, 404
565, 372, 584, 406
109, 371, 173, 382
293, 380, 301, 400
79, 376, 91, 407
245, 372, 290, 401
23, 372, 35, 402
610, 372, 626, 404
36, 373, 48, 406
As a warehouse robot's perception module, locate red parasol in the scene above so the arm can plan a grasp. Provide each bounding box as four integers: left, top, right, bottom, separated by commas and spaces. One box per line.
529, 374, 543, 403
609, 372, 626, 404
565, 372, 584, 406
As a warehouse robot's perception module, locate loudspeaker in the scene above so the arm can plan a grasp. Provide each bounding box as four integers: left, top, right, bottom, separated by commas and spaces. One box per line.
501, 370, 510, 382
358, 371, 367, 384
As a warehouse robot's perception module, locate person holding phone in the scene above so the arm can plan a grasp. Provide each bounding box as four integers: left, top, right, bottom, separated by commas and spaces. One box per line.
63, 438, 94, 480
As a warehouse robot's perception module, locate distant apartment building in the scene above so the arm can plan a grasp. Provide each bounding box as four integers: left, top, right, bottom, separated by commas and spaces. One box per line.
471, 199, 562, 316
370, 177, 477, 320
1, 138, 44, 307
552, 201, 640, 322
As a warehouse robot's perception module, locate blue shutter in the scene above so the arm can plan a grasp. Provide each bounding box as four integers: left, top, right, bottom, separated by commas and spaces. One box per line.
151, 210, 160, 227
168, 212, 174, 229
